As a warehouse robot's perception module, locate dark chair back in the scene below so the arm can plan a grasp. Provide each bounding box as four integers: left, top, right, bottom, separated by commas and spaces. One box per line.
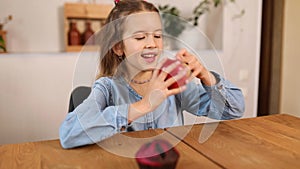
68, 86, 91, 112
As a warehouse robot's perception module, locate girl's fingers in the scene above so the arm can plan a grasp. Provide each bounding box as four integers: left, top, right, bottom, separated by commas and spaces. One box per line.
184, 62, 196, 80
189, 69, 201, 81
153, 57, 167, 78
167, 84, 187, 96
176, 49, 188, 62
176, 48, 187, 57
164, 67, 188, 87
157, 60, 181, 80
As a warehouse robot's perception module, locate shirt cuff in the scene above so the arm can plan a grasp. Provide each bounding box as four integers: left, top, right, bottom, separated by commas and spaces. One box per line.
202, 71, 225, 92
202, 71, 229, 106
115, 104, 131, 132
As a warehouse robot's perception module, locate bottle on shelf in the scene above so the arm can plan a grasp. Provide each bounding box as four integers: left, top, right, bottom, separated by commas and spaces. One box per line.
81, 21, 95, 45
68, 21, 81, 46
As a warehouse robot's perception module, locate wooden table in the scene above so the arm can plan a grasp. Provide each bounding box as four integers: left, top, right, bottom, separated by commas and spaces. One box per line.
167, 114, 300, 169
0, 114, 300, 169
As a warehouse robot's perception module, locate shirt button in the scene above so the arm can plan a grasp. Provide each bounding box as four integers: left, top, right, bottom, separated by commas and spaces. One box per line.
120, 126, 126, 131
217, 85, 223, 90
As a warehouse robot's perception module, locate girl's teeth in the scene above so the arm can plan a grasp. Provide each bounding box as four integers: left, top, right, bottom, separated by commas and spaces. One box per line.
142, 54, 155, 58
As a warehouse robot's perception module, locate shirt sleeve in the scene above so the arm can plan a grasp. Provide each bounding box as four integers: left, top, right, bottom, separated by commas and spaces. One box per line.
59, 78, 129, 149
179, 71, 245, 120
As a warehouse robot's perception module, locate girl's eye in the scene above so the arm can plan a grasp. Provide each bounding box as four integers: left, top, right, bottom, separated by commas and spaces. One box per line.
135, 36, 145, 40
154, 34, 162, 39
133, 33, 146, 40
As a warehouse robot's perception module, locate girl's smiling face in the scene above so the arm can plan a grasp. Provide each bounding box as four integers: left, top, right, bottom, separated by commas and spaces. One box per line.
120, 12, 163, 74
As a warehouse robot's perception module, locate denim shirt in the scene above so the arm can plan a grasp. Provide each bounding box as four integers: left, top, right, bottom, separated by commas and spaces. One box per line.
59, 72, 245, 148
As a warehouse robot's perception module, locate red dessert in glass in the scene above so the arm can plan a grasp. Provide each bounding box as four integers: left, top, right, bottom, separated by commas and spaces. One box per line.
135, 139, 180, 169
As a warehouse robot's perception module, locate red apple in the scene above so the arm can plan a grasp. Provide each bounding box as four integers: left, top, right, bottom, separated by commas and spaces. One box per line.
159, 58, 190, 89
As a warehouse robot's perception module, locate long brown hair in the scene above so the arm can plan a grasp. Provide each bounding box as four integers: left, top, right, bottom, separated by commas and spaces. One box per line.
95, 0, 159, 79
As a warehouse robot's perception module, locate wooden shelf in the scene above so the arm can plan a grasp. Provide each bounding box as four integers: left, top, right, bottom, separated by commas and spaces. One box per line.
64, 3, 112, 19
64, 3, 112, 52
65, 45, 99, 52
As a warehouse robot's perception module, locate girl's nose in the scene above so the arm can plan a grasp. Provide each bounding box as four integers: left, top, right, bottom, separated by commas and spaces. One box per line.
145, 35, 156, 48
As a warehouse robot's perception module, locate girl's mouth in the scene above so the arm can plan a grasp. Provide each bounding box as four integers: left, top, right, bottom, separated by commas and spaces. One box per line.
141, 53, 157, 63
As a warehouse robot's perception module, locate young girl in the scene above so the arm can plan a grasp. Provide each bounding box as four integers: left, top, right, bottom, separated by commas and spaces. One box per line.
59, 0, 245, 149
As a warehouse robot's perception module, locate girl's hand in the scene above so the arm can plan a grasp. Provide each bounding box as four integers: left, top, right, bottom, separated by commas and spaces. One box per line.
144, 58, 188, 111
176, 49, 217, 86
129, 58, 188, 121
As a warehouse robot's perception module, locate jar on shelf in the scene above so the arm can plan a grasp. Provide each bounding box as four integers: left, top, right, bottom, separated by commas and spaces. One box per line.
68, 21, 81, 46
81, 21, 95, 45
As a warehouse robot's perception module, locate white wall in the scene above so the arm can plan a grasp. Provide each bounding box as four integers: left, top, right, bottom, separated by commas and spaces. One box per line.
0, 53, 77, 144
222, 0, 262, 118
0, 0, 113, 53
281, 0, 300, 117
0, 0, 262, 144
